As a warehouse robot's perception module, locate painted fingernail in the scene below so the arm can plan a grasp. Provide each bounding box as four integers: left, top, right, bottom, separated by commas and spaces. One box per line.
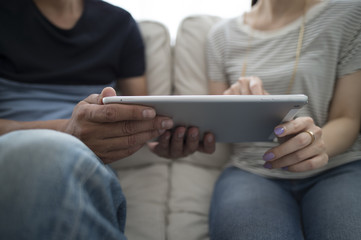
264, 162, 273, 169
143, 109, 156, 118
263, 152, 275, 161
282, 166, 289, 171
207, 135, 214, 143
274, 127, 285, 136
161, 119, 173, 129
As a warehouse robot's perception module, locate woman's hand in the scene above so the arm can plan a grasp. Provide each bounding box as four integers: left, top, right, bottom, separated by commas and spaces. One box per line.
224, 76, 269, 95
263, 117, 328, 172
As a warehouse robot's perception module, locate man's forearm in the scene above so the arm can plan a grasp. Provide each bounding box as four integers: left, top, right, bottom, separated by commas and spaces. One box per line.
0, 119, 68, 136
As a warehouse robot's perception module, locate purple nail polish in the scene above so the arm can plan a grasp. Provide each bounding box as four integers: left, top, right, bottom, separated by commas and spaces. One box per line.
282, 166, 289, 171
264, 162, 273, 169
274, 127, 285, 136
263, 152, 275, 161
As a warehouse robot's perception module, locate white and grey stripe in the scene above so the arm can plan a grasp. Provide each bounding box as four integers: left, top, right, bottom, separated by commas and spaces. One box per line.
206, 0, 361, 179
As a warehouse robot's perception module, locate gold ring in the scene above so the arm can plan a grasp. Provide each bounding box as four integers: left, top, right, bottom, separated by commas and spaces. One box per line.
304, 130, 315, 146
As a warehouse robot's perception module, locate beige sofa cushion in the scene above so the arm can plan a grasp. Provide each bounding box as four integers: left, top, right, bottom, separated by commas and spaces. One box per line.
169, 15, 230, 240
139, 20, 172, 96
112, 20, 173, 240
113, 16, 232, 240
116, 164, 169, 240
110, 20, 173, 170
167, 162, 221, 240
173, 15, 221, 95
172, 14, 230, 169
173, 15, 229, 168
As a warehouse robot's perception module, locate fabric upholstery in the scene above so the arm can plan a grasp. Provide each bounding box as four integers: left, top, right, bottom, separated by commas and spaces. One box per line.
113, 16, 232, 240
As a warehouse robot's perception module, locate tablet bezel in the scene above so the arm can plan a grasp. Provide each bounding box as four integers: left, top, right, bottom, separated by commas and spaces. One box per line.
103, 95, 308, 143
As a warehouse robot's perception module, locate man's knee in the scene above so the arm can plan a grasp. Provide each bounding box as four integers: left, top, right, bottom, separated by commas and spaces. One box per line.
0, 130, 125, 239
0, 129, 97, 167
0, 129, 103, 189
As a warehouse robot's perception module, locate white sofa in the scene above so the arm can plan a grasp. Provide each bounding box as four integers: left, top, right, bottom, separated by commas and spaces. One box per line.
109, 15, 232, 240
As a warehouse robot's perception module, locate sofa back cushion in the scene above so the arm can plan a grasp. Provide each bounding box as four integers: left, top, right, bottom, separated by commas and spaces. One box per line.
110, 20, 173, 169
173, 15, 231, 169
173, 15, 221, 95
139, 20, 173, 95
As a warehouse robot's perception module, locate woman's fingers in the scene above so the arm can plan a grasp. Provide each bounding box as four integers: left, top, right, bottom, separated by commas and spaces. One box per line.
264, 129, 319, 161
264, 138, 327, 170
223, 76, 266, 95
287, 153, 328, 172
263, 117, 328, 172
248, 76, 264, 95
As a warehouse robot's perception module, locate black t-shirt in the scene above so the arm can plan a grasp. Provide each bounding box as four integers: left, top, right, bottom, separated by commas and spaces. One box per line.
0, 0, 145, 85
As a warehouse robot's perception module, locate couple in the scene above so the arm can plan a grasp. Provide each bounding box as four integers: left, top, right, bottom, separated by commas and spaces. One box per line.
1, 0, 360, 239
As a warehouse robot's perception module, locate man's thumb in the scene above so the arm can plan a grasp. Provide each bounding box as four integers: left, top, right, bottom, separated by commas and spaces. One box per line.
99, 87, 117, 104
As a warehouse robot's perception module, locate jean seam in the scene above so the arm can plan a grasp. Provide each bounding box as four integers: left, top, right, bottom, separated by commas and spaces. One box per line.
51, 154, 100, 240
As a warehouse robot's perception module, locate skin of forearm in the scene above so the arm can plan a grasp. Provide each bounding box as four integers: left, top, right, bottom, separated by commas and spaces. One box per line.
322, 117, 360, 158
0, 119, 68, 136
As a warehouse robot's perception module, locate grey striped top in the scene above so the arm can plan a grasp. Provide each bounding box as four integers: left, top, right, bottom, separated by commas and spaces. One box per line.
206, 0, 361, 179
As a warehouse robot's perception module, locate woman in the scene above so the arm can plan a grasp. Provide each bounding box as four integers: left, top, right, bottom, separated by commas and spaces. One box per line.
207, 0, 361, 239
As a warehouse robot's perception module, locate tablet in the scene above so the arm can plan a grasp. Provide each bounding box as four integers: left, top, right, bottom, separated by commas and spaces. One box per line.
103, 95, 308, 143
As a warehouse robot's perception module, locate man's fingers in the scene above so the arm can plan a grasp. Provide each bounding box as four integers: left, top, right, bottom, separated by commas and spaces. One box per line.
92, 128, 165, 155
76, 103, 157, 123
100, 145, 144, 164
198, 133, 216, 154
169, 127, 186, 158
108, 117, 173, 137
99, 87, 117, 104
83, 87, 117, 105
183, 127, 200, 155
147, 131, 172, 158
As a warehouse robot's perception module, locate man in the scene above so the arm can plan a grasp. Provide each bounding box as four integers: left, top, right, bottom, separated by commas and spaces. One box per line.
0, 0, 215, 239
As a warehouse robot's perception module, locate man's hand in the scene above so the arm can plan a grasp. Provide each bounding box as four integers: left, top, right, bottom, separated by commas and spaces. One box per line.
63, 87, 174, 163
148, 126, 216, 159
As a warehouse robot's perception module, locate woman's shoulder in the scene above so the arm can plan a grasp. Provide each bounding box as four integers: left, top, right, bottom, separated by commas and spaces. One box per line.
327, 0, 361, 15
313, 0, 361, 33
208, 17, 240, 40
328, 0, 361, 7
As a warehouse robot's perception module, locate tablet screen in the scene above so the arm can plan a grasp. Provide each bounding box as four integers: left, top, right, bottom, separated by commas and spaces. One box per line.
103, 95, 308, 142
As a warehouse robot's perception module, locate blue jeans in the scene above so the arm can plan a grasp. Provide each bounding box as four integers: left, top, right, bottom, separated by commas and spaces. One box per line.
209, 162, 361, 240
0, 130, 127, 240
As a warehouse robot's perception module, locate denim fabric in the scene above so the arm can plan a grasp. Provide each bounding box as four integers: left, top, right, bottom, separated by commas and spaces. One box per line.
209, 162, 361, 240
0, 130, 127, 240
0, 77, 115, 121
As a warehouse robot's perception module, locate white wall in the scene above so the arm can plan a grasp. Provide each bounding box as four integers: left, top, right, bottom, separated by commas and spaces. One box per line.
105, 0, 251, 40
